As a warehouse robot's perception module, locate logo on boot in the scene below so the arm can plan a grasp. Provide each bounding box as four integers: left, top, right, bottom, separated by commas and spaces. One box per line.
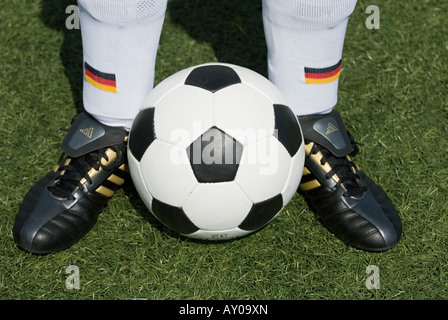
326, 123, 338, 135
80, 128, 94, 139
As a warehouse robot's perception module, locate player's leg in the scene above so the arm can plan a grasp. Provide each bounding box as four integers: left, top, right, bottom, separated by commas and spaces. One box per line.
13, 0, 167, 254
262, 0, 402, 251
80, 0, 167, 130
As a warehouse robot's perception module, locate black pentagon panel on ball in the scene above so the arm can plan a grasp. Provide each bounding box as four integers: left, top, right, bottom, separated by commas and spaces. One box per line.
184, 65, 241, 93
187, 126, 243, 183
151, 198, 199, 235
239, 194, 283, 231
129, 107, 156, 161
273, 104, 303, 157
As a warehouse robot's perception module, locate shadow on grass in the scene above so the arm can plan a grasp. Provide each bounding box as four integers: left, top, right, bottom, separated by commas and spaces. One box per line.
40, 0, 83, 114
168, 0, 267, 75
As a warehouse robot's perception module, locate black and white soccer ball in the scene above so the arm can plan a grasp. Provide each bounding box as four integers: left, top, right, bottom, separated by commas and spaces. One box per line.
128, 63, 305, 240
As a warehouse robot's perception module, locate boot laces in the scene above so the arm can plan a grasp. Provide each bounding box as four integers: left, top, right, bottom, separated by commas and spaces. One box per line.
48, 146, 122, 200
310, 133, 367, 198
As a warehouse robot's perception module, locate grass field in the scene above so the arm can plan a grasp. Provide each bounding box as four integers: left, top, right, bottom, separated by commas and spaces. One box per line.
1, 0, 447, 302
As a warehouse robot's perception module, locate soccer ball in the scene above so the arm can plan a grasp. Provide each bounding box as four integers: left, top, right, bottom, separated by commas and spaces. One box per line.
128, 62, 305, 240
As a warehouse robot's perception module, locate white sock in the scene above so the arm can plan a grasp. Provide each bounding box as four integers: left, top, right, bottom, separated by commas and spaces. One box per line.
262, 0, 357, 116
77, 0, 167, 130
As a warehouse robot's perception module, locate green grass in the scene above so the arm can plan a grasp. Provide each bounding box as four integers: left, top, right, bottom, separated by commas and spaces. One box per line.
1, 0, 447, 301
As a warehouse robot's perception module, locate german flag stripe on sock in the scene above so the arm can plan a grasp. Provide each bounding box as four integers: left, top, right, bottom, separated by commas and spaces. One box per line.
85, 62, 117, 93
305, 59, 341, 84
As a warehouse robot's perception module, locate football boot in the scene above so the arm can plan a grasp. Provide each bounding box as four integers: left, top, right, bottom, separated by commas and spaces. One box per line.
298, 110, 402, 252
13, 112, 129, 254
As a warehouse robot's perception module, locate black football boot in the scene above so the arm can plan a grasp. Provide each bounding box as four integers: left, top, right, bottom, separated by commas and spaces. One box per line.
298, 110, 402, 252
13, 112, 129, 254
